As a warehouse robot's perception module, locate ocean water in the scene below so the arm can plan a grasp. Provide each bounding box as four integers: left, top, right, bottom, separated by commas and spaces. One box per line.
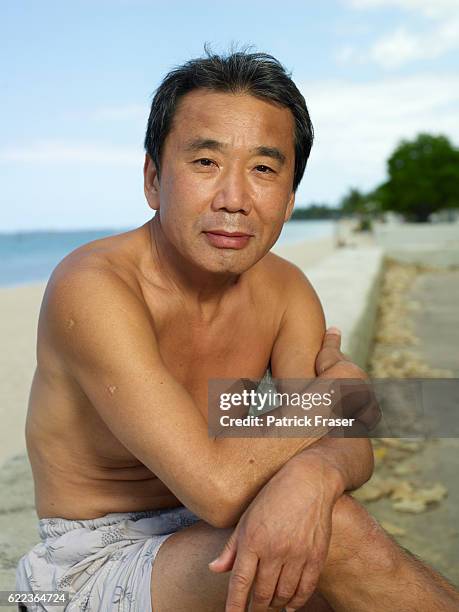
0, 220, 335, 288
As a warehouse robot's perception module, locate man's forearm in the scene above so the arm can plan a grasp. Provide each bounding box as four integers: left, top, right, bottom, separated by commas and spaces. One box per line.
219, 436, 374, 528
287, 436, 374, 496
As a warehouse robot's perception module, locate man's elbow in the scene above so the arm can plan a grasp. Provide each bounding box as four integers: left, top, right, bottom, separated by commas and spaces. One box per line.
194, 478, 245, 529
200, 494, 242, 529
205, 508, 239, 529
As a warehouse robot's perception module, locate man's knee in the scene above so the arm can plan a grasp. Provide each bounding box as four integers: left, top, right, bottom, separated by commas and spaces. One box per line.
330, 494, 399, 574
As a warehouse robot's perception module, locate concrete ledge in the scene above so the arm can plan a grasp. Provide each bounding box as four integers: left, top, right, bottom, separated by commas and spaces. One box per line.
304, 247, 385, 368
374, 222, 459, 267
374, 222, 459, 249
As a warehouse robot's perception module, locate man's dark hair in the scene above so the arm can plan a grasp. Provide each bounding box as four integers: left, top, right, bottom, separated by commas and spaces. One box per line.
144, 45, 314, 192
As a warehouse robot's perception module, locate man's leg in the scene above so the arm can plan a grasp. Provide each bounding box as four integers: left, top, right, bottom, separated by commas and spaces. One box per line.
150, 497, 459, 611
150, 521, 331, 611
319, 495, 459, 612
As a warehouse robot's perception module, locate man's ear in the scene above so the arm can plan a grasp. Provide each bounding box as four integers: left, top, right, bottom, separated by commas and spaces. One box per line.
143, 153, 160, 211
284, 191, 295, 222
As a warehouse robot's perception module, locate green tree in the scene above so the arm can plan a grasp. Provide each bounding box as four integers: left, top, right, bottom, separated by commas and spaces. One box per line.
340, 188, 367, 216
339, 188, 381, 231
377, 133, 459, 222
290, 204, 340, 220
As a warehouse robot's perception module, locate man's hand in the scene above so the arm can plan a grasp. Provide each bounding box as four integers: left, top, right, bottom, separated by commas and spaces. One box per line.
209, 451, 342, 612
316, 328, 380, 431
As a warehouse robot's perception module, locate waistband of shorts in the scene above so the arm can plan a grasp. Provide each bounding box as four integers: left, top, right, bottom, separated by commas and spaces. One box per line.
38, 506, 198, 539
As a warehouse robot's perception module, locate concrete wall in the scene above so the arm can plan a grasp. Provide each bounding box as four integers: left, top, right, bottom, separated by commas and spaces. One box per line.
374, 221, 459, 249
373, 222, 459, 267
304, 247, 385, 368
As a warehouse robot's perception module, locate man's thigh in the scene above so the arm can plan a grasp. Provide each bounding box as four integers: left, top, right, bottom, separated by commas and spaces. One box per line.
151, 520, 232, 611
150, 519, 332, 612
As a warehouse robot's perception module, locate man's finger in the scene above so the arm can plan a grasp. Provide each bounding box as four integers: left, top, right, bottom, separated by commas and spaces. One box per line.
321, 327, 342, 350
316, 327, 343, 375
284, 562, 321, 611
269, 561, 303, 609
249, 559, 283, 612
225, 550, 258, 612
208, 526, 239, 573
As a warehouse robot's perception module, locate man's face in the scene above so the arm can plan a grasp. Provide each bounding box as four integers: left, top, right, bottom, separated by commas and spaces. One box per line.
145, 89, 296, 275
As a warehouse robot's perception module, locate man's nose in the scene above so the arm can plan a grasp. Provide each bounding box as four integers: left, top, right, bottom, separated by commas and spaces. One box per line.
211, 167, 252, 214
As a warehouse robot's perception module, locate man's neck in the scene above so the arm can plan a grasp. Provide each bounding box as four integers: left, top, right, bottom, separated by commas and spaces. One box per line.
148, 216, 242, 320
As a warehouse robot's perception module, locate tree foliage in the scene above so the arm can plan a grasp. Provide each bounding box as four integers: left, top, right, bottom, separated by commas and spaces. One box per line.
340, 188, 368, 216
376, 133, 459, 222
290, 204, 340, 220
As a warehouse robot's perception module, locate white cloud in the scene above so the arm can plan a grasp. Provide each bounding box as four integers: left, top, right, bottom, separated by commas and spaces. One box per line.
0, 141, 143, 164
295, 72, 459, 204
370, 27, 421, 68
340, 0, 459, 69
370, 19, 459, 69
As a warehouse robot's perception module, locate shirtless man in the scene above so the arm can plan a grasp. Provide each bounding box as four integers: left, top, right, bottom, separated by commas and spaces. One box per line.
16, 49, 459, 611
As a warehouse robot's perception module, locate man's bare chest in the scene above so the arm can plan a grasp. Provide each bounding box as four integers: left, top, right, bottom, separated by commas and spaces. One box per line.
154, 310, 277, 415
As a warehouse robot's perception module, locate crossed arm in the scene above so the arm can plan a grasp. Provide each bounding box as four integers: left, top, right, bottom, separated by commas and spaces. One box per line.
264, 257, 373, 498
220, 259, 374, 526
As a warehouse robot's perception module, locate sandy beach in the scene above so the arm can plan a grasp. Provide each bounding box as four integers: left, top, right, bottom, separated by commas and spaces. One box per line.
0, 283, 46, 466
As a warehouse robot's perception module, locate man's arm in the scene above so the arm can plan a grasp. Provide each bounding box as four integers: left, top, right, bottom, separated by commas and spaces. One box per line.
266, 260, 373, 494
217, 260, 374, 522
43, 259, 333, 528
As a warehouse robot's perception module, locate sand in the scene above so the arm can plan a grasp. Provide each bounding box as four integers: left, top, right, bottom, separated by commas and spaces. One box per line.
0, 283, 46, 466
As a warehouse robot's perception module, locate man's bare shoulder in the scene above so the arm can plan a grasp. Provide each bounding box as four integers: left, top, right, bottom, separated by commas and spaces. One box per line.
43, 223, 149, 314
257, 250, 319, 305
39, 245, 150, 363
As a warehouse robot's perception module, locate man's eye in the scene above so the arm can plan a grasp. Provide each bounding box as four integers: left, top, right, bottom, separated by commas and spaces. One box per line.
256, 165, 274, 173
194, 158, 215, 167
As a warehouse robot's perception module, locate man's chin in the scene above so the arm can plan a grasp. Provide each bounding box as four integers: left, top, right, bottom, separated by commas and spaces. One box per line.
195, 251, 261, 276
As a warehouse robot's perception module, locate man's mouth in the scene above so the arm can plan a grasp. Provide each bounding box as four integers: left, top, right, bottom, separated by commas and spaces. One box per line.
203, 229, 253, 249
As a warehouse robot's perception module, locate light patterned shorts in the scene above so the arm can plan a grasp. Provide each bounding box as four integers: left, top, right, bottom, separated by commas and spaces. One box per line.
15, 506, 201, 611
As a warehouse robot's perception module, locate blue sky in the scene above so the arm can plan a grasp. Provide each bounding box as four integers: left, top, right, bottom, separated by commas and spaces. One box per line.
1, 0, 458, 231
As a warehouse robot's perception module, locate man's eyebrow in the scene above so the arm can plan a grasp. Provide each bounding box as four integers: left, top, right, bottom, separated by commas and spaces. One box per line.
183, 138, 286, 165
251, 146, 286, 166
183, 138, 225, 153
